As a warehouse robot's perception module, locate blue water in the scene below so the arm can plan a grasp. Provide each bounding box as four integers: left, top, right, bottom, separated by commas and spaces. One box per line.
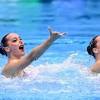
0, 0, 100, 100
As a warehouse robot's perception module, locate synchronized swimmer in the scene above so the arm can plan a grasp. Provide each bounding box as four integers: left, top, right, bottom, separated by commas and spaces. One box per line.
0, 28, 65, 78
87, 35, 100, 73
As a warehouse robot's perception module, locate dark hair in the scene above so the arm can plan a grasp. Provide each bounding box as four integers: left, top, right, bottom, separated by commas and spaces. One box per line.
0, 33, 9, 56
87, 35, 98, 58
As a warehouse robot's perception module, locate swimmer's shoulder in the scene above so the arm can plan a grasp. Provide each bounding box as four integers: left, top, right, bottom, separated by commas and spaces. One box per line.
90, 62, 100, 73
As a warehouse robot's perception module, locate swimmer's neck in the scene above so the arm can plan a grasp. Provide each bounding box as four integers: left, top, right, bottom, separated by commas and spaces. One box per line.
8, 55, 23, 62
95, 55, 100, 62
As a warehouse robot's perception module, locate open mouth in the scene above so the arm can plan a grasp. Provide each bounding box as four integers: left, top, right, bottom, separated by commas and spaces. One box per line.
19, 45, 24, 51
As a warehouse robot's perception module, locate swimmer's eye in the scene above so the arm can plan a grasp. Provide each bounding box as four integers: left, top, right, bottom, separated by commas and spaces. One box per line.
12, 38, 17, 42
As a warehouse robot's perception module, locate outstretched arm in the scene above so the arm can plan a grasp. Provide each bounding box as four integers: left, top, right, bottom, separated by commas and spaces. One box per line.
18, 28, 65, 70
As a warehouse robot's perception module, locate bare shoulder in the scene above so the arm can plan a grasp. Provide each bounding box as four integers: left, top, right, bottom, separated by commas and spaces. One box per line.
2, 60, 20, 73
91, 61, 100, 73
2, 61, 26, 78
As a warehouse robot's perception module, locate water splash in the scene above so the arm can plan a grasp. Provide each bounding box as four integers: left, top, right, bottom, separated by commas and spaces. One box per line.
0, 53, 100, 100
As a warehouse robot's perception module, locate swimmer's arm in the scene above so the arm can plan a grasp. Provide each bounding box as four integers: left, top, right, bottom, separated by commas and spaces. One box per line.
24, 30, 63, 61
26, 36, 56, 60
16, 29, 65, 70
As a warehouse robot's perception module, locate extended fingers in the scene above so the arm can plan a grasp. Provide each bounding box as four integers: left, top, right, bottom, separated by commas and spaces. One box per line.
48, 27, 53, 35
48, 26, 67, 36
59, 32, 66, 36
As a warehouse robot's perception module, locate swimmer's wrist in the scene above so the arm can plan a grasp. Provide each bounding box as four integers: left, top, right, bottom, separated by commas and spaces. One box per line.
48, 36, 56, 42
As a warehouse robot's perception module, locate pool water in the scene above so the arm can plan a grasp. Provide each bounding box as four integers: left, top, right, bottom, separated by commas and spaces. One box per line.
0, 0, 100, 100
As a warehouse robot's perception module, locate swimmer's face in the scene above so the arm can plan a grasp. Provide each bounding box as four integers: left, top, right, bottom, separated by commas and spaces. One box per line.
93, 36, 100, 54
4, 33, 25, 58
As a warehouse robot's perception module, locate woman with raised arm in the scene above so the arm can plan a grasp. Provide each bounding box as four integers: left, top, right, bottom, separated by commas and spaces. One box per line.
87, 35, 100, 73
0, 28, 65, 78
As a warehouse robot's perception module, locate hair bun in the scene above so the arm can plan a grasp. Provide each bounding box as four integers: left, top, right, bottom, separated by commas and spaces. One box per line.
0, 46, 6, 55
87, 45, 92, 55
